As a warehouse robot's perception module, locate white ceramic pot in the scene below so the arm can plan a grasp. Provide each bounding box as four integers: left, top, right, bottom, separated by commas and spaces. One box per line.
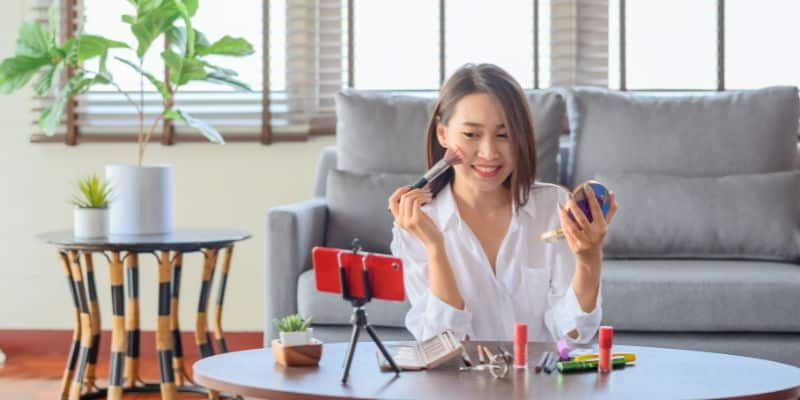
279, 328, 313, 347
106, 164, 174, 235
73, 208, 109, 238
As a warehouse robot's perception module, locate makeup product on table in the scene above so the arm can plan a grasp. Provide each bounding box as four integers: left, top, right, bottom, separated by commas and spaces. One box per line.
460, 345, 509, 378
513, 322, 528, 369
535, 352, 549, 373
557, 356, 626, 373
543, 352, 558, 374
376, 330, 463, 371
477, 345, 487, 365
556, 339, 571, 361
409, 147, 464, 189
540, 180, 612, 243
498, 346, 513, 365
598, 326, 614, 373
573, 352, 636, 363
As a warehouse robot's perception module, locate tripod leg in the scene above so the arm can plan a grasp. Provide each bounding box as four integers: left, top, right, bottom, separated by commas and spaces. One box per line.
365, 325, 401, 375
341, 323, 361, 383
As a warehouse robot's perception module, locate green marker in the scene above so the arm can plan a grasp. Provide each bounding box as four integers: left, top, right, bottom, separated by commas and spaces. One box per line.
557, 356, 627, 373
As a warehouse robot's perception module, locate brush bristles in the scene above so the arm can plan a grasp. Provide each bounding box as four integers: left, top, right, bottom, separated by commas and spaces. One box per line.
443, 147, 464, 166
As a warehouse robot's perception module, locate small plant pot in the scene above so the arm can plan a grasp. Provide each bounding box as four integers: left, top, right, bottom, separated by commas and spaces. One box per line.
279, 328, 313, 347
271, 338, 322, 367
74, 208, 109, 239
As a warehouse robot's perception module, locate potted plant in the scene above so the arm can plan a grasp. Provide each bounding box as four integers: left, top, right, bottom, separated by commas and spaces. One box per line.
0, 0, 254, 235
273, 314, 314, 347
71, 174, 113, 238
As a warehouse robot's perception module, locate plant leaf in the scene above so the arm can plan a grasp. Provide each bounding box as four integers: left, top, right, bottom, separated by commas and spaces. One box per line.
161, 48, 206, 86
38, 73, 93, 135
136, 0, 164, 15
114, 56, 169, 99
33, 62, 63, 96
0, 55, 51, 94
73, 173, 112, 208
130, 3, 180, 58
168, 108, 224, 144
93, 53, 112, 85
197, 36, 254, 57
48, 1, 59, 45
74, 34, 128, 63
200, 60, 238, 77
167, 26, 209, 56
172, 0, 195, 57
207, 72, 252, 92
184, 0, 198, 16
15, 22, 50, 58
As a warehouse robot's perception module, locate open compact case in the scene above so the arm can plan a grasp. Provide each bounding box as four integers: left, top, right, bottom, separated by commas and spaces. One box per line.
539, 180, 612, 243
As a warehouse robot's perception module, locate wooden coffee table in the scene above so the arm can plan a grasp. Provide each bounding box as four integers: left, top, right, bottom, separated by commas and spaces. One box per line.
193, 340, 800, 399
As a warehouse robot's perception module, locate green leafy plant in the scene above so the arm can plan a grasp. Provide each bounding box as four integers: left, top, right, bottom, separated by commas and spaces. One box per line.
0, 0, 255, 165
273, 314, 313, 333
71, 174, 113, 208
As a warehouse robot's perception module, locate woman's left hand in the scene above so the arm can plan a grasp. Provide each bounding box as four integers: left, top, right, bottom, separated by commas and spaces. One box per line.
559, 185, 619, 268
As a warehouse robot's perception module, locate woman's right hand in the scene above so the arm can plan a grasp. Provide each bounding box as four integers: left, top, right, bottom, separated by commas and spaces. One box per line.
388, 186, 442, 249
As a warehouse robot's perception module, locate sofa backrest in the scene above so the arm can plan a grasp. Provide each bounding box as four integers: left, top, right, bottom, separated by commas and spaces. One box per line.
565, 86, 799, 186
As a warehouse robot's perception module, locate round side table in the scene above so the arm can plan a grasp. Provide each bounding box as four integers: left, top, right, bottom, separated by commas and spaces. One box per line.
37, 229, 251, 400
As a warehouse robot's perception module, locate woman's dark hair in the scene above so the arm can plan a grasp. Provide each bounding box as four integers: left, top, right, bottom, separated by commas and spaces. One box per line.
425, 63, 537, 209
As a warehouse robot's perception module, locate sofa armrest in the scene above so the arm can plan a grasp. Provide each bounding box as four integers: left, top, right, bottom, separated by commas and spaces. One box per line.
264, 197, 328, 343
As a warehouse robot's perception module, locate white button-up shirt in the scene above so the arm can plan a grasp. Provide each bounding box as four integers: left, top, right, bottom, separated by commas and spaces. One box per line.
390, 182, 602, 345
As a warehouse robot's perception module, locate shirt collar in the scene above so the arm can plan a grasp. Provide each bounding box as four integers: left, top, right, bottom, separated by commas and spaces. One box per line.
433, 183, 459, 232
433, 183, 534, 233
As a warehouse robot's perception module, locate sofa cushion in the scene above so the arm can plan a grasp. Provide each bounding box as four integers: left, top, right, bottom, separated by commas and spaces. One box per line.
601, 259, 800, 332
297, 269, 411, 327
335, 89, 567, 183
336, 91, 435, 175
565, 86, 799, 185
598, 171, 800, 262
526, 90, 566, 184
326, 169, 418, 254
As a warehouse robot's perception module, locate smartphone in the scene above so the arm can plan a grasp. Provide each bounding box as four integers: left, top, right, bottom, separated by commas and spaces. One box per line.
312, 246, 405, 302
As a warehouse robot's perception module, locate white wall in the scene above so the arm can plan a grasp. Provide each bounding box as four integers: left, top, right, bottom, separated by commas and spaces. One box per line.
0, 0, 335, 331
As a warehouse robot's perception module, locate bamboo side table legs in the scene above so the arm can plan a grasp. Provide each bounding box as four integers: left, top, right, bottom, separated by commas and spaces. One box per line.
56, 246, 236, 400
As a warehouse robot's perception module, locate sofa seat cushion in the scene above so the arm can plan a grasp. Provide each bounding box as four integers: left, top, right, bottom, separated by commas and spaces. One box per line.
602, 259, 800, 332
297, 269, 411, 327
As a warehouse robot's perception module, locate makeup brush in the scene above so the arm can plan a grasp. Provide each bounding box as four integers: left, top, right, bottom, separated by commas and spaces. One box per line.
409, 147, 464, 189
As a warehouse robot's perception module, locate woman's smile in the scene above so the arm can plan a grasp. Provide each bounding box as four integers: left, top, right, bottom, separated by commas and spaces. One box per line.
470, 163, 503, 178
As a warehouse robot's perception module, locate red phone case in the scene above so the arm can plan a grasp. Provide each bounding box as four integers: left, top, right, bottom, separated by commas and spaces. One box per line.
312, 246, 405, 302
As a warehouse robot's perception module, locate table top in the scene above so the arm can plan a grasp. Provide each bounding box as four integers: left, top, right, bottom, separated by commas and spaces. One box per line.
193, 340, 800, 400
36, 229, 251, 252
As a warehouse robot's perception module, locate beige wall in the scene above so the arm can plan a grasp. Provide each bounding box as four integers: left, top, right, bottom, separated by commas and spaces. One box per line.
0, 0, 335, 331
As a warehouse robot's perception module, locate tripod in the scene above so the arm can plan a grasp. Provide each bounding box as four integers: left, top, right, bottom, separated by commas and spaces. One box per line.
339, 240, 401, 384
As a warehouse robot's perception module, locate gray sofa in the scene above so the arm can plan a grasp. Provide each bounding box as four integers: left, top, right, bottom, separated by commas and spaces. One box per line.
266, 87, 800, 366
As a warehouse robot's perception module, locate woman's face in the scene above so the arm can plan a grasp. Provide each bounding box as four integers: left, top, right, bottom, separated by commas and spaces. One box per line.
437, 92, 514, 193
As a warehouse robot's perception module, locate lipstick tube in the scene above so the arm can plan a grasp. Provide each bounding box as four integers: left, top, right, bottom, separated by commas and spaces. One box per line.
514, 323, 527, 369
598, 326, 614, 373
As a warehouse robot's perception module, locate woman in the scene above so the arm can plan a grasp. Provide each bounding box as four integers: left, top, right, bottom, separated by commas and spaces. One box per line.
388, 64, 618, 344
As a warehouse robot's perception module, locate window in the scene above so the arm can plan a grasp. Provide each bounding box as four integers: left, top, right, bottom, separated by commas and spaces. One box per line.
445, 0, 534, 89
725, 0, 800, 89
609, 0, 717, 90
352, 0, 439, 91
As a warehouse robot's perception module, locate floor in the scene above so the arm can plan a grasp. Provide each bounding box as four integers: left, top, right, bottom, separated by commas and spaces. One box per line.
0, 330, 263, 399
